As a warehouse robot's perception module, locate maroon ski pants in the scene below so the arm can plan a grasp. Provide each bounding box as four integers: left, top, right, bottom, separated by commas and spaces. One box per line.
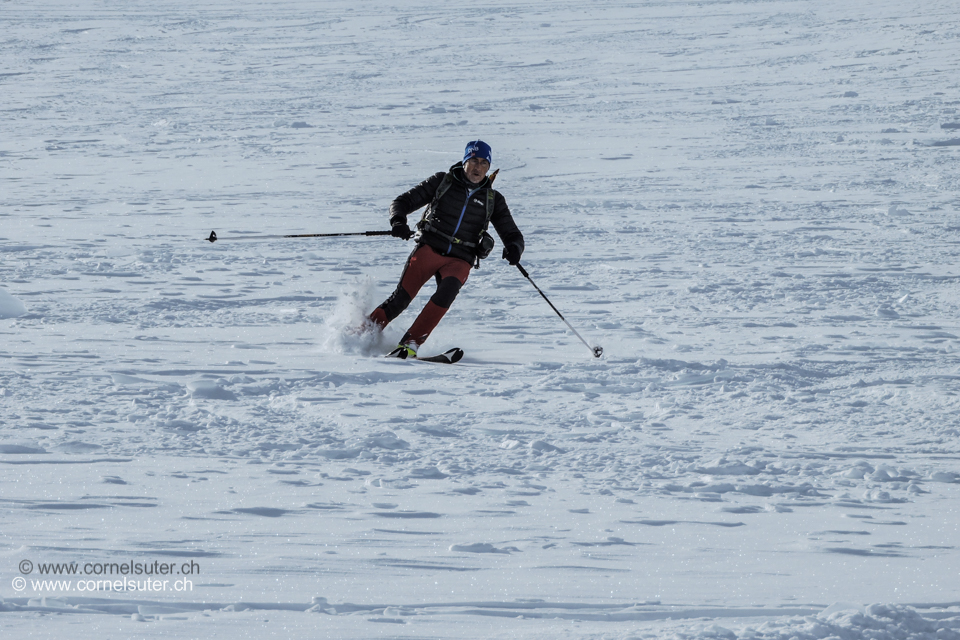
369, 244, 472, 346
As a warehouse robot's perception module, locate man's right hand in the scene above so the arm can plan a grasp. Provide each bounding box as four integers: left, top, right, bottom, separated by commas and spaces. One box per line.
391, 223, 414, 240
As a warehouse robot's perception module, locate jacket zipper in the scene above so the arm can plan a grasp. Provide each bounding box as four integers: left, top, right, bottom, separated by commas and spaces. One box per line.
447, 185, 481, 254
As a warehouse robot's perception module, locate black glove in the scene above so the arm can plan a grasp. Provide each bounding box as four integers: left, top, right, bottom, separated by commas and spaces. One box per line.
502, 244, 522, 265
391, 222, 414, 240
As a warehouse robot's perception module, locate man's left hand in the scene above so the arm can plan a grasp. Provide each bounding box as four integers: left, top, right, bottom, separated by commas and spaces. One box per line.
502, 245, 522, 265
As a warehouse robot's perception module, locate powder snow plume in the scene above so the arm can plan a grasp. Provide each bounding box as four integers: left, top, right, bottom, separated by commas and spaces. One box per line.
320, 277, 394, 356
0, 287, 28, 319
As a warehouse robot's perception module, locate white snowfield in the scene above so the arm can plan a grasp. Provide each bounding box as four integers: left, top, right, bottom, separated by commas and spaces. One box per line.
2, 0, 960, 638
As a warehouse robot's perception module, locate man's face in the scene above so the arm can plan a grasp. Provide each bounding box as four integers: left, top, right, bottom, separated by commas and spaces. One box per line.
463, 157, 490, 184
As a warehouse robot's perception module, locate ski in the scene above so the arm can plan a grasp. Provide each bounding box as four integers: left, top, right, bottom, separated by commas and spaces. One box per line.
417, 348, 464, 364
385, 347, 463, 364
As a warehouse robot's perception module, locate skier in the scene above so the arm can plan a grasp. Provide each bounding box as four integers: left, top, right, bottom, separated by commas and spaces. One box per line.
368, 140, 524, 359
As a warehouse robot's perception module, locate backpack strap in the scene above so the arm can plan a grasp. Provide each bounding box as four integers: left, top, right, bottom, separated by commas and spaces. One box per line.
418, 171, 454, 232
483, 185, 496, 230
479, 167, 500, 234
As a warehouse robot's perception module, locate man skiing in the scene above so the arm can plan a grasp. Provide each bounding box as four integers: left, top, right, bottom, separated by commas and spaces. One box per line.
368, 140, 524, 359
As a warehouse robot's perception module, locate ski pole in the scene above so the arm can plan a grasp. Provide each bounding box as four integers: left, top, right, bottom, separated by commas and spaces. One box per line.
205, 230, 391, 243
515, 263, 603, 358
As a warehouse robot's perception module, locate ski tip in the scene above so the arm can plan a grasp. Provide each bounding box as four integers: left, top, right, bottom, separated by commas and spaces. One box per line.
414, 347, 464, 364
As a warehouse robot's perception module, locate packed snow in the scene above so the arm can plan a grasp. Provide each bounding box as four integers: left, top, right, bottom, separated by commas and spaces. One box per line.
2, 0, 960, 638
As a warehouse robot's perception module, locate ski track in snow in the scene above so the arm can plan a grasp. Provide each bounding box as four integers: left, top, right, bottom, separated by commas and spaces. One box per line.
2, 0, 960, 638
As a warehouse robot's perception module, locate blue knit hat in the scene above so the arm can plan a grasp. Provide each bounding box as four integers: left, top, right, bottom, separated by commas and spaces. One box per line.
463, 140, 492, 165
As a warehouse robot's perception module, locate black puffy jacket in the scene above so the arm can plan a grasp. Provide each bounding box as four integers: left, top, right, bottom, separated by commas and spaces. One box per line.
389, 163, 524, 265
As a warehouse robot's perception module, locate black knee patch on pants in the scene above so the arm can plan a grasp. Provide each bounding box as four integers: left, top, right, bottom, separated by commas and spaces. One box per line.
430, 276, 462, 309
379, 285, 413, 322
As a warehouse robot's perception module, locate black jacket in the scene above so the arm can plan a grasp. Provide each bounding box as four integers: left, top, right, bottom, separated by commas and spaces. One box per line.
389, 163, 524, 265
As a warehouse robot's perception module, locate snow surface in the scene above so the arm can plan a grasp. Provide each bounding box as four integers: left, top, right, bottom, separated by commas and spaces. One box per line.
3, 0, 960, 638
